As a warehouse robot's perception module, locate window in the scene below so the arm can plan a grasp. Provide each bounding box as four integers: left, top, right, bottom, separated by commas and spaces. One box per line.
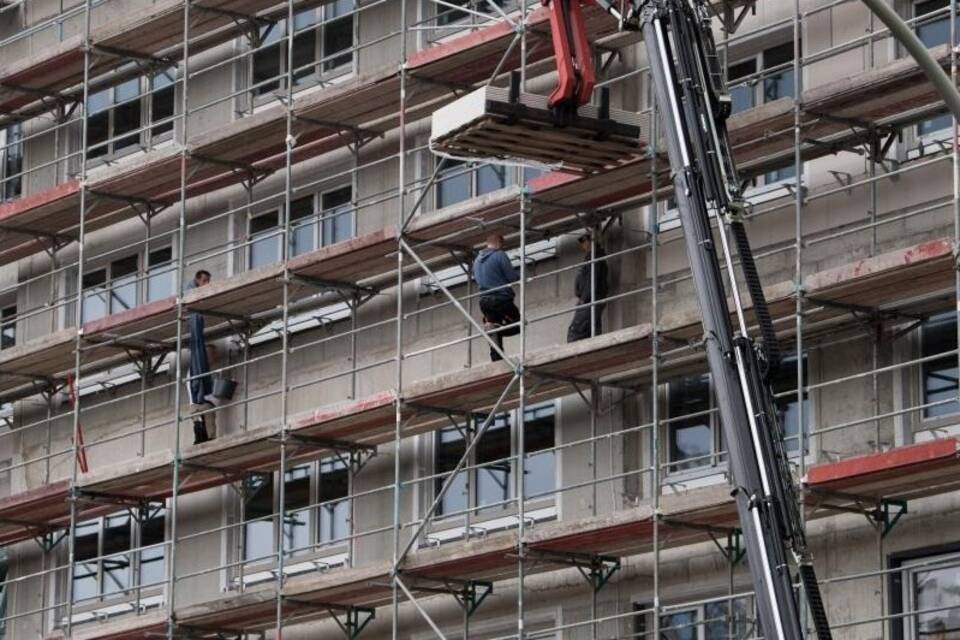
770, 354, 809, 453
146, 248, 175, 302
435, 159, 511, 209
634, 596, 760, 639
0, 123, 22, 202
79, 249, 174, 322
665, 360, 807, 473
892, 548, 960, 639
666, 374, 721, 473
289, 186, 354, 257
71, 508, 165, 604
242, 457, 351, 566
86, 69, 177, 161
0, 305, 14, 351
254, 187, 354, 265
434, 403, 556, 518
250, 1, 355, 100
727, 41, 797, 184
915, 0, 959, 136
433, 0, 513, 29
921, 312, 959, 418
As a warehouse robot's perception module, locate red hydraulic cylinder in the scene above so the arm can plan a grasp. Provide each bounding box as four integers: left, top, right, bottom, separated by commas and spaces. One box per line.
543, 0, 597, 112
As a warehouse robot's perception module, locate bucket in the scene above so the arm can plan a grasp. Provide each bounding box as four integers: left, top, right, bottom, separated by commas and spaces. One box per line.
212, 378, 238, 400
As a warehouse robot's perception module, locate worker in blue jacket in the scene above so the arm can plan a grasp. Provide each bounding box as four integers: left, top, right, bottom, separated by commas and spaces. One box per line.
187, 269, 216, 444
473, 233, 520, 362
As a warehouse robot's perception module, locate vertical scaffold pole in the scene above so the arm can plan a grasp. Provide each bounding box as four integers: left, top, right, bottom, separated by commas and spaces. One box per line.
392, 0, 409, 638
64, 0, 93, 632
166, 0, 192, 636
516, 189, 529, 640
275, 0, 298, 632
649, 97, 661, 640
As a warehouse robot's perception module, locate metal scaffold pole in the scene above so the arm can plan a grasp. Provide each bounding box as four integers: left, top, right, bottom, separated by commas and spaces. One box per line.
392, 0, 409, 637
517, 189, 528, 640
166, 0, 193, 635
649, 97, 661, 640
64, 0, 94, 632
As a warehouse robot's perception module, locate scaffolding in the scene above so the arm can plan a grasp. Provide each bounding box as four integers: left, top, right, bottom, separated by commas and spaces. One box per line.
0, 0, 959, 637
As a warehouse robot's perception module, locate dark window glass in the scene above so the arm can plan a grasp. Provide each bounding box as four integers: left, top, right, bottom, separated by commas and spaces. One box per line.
290, 195, 317, 257
437, 0, 470, 25
437, 160, 471, 209
82, 268, 108, 323
110, 255, 139, 312
661, 609, 699, 640
253, 42, 283, 96
151, 72, 176, 138
0, 306, 14, 350
523, 405, 555, 497
139, 508, 165, 588
147, 247, 174, 301
668, 374, 713, 471
321, 186, 352, 245
916, 0, 959, 134
728, 58, 757, 114
922, 312, 960, 418
283, 465, 311, 555
770, 355, 809, 453
318, 458, 349, 544
2, 124, 23, 201
436, 426, 468, 516
477, 164, 507, 195
476, 414, 511, 511
250, 211, 281, 268
323, 1, 353, 72
87, 111, 110, 159
101, 514, 131, 595
244, 473, 275, 562
73, 521, 100, 603
292, 30, 318, 84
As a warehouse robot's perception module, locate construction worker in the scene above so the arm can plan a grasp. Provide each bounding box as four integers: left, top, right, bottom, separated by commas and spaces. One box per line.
567, 233, 608, 342
473, 233, 520, 362
187, 269, 217, 444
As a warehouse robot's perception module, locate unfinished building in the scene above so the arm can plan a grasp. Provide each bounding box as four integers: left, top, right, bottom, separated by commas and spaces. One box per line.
0, 0, 959, 637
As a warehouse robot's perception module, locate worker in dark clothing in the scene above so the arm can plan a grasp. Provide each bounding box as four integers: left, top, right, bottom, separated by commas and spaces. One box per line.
567, 234, 609, 342
187, 269, 216, 444
473, 233, 520, 362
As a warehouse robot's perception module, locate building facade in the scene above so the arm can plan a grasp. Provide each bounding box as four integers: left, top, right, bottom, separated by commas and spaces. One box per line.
0, 0, 959, 638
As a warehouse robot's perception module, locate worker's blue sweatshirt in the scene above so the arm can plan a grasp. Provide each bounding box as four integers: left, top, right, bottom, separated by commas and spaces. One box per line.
473, 248, 518, 299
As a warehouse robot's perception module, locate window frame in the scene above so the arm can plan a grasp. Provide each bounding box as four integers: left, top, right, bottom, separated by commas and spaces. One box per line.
77, 245, 176, 324
910, 0, 960, 143
83, 69, 178, 166
63, 506, 167, 615
889, 542, 960, 640
634, 593, 761, 640
662, 355, 812, 480
0, 123, 23, 202
917, 311, 960, 425
429, 402, 558, 531
248, 1, 357, 107
247, 185, 355, 269
0, 304, 15, 351
238, 456, 353, 585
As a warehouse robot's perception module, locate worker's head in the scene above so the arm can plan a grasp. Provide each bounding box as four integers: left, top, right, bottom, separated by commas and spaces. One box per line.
486, 233, 505, 250
195, 270, 211, 287
577, 234, 593, 253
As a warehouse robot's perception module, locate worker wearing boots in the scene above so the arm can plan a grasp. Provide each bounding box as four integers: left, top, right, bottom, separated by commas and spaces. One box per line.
567, 234, 608, 342
187, 270, 217, 444
473, 233, 520, 362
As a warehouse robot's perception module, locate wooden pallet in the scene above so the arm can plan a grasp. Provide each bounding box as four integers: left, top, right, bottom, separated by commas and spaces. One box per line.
430, 86, 647, 173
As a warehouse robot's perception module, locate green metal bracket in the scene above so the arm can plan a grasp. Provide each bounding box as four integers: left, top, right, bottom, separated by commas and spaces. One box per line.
454, 580, 494, 616
577, 555, 621, 593
873, 498, 908, 538
330, 606, 375, 640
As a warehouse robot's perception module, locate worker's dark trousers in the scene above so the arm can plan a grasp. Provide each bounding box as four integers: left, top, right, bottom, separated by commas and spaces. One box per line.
479, 295, 521, 361
567, 304, 604, 343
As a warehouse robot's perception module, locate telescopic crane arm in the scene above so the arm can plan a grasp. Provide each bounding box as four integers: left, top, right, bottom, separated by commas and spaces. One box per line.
543, 1, 831, 638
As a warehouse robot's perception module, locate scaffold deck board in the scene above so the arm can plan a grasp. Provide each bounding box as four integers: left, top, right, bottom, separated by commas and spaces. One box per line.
804, 437, 960, 503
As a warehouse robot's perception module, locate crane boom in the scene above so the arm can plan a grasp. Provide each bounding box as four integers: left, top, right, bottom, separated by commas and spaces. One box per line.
544, 1, 832, 637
